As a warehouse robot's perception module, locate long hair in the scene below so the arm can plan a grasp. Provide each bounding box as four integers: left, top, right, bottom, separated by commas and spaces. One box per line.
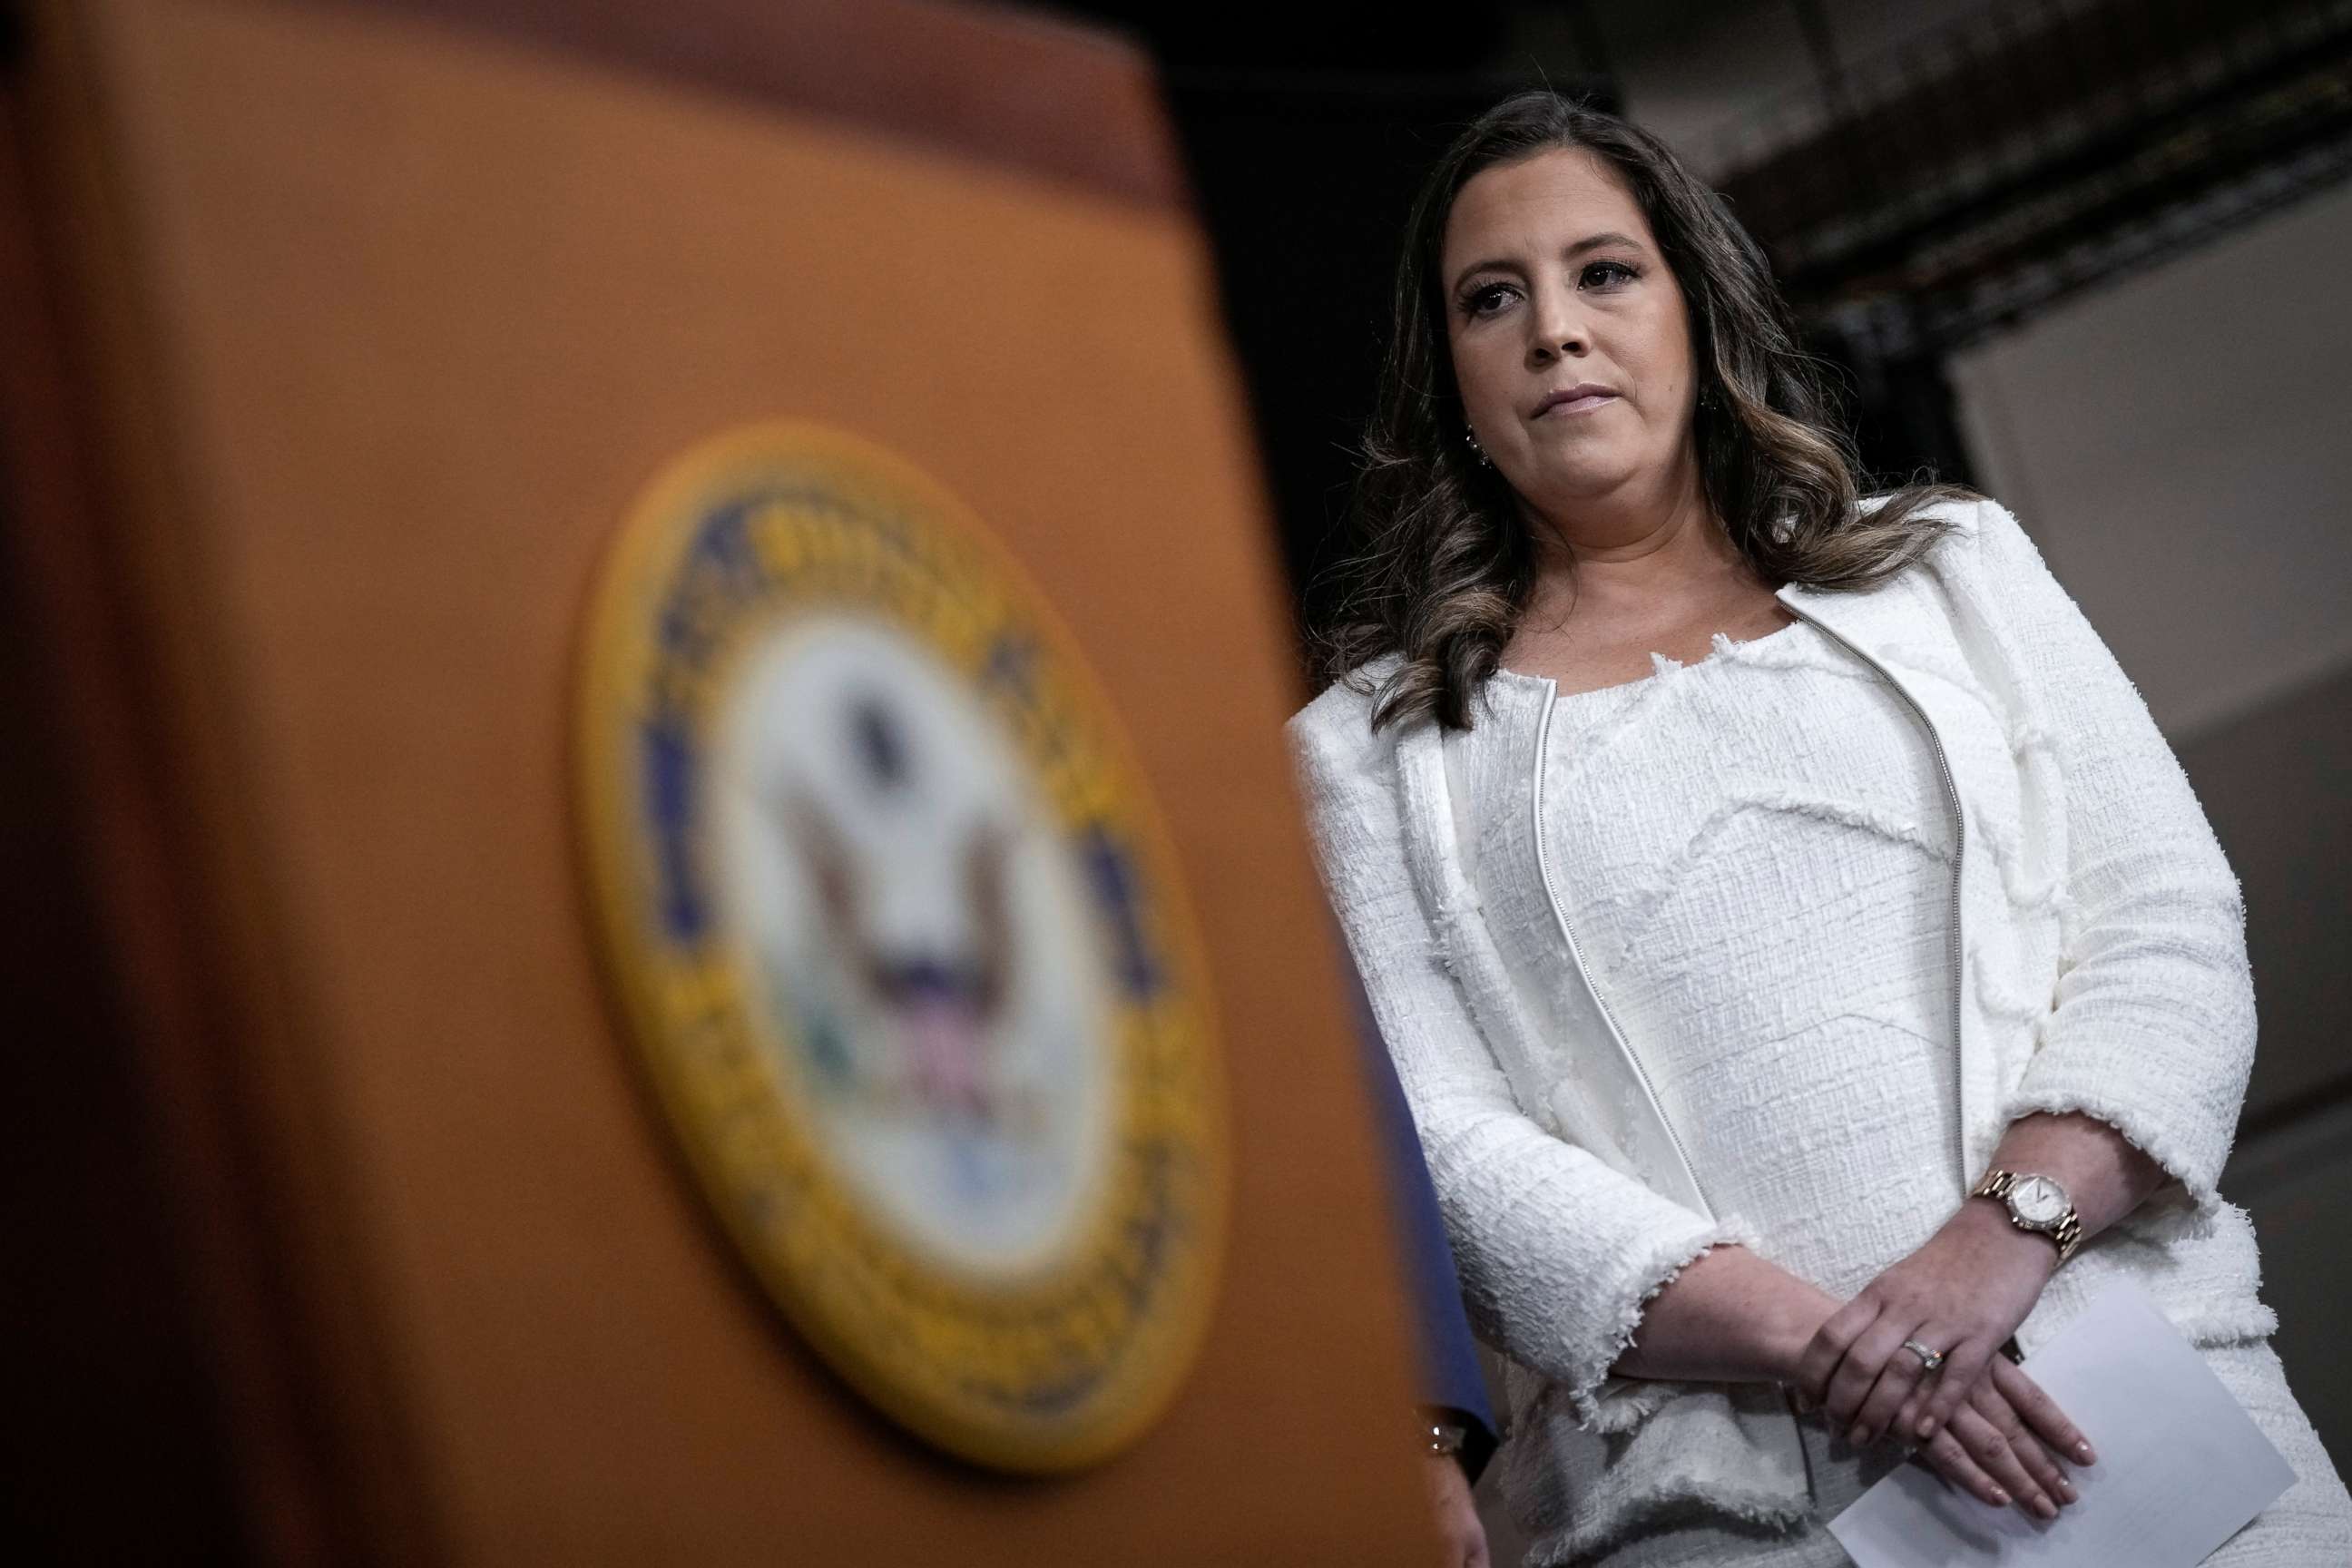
1314, 91, 1972, 731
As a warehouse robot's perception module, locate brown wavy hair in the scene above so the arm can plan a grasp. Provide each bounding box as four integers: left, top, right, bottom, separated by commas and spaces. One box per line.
1313, 90, 1973, 730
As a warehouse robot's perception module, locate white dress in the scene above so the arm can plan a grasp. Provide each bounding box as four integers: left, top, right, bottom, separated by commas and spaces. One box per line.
1525, 619, 2351, 1566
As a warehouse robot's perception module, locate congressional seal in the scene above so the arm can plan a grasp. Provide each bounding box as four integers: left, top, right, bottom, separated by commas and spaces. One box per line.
575, 422, 1229, 1472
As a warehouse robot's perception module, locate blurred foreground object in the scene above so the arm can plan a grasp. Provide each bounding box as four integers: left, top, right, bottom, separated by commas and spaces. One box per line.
0, 1, 1431, 1562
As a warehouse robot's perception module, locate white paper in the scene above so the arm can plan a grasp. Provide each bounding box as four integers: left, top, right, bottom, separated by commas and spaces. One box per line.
1828, 1281, 2296, 1567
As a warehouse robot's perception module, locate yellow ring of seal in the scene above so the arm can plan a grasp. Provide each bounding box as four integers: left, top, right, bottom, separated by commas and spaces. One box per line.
573, 421, 1229, 1473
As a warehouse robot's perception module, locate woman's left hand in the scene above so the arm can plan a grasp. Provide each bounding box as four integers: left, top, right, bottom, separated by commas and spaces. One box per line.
1794, 1199, 2062, 1447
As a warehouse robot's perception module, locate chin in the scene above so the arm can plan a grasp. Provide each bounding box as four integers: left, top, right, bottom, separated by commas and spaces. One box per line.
1514, 459, 1647, 506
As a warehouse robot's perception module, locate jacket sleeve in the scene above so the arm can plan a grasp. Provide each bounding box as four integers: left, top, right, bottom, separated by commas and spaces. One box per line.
1288, 695, 1749, 1430
1341, 940, 1499, 1482
1972, 499, 2256, 1206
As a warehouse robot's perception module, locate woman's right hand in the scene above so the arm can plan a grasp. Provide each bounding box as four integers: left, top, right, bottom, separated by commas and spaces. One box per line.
1906, 1355, 2092, 1521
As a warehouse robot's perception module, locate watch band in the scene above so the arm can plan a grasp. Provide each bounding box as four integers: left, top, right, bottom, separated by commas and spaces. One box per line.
1972, 1168, 2082, 1262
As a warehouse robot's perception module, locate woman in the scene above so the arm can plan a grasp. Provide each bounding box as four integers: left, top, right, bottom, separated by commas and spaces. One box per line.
1287, 91, 2351, 1565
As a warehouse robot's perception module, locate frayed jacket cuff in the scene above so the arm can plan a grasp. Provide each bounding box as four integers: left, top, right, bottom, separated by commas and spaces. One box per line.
1567, 1220, 1762, 1433
2004, 1028, 2238, 1210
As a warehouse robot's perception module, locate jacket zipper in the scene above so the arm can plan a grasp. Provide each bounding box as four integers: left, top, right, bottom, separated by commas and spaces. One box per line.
1777, 603, 1968, 1181
1530, 688, 1714, 1218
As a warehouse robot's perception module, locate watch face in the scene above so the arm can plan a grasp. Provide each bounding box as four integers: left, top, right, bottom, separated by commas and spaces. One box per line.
2012, 1175, 2069, 1225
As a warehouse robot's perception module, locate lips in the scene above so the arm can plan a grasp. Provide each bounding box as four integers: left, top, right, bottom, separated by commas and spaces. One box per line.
1534, 384, 1618, 417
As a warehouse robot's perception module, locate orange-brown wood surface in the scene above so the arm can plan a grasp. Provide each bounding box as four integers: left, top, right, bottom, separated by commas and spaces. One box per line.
10, 0, 1439, 1561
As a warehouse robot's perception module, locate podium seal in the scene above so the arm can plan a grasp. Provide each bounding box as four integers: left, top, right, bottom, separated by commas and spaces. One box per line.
576, 422, 1228, 1472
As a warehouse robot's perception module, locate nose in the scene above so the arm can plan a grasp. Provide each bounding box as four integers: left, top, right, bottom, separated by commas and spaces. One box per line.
1525, 279, 1589, 366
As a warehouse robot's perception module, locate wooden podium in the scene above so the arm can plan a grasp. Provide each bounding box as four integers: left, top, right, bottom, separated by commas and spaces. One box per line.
0, 1, 1438, 1563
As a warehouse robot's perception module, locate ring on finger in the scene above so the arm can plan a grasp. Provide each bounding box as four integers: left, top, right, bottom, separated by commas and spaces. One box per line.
1902, 1338, 1947, 1373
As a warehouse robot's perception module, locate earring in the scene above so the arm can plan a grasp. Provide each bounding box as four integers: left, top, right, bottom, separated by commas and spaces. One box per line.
1464, 429, 1493, 468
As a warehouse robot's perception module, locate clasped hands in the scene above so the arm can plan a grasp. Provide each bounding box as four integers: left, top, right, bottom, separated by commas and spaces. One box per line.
1789, 1199, 2096, 1523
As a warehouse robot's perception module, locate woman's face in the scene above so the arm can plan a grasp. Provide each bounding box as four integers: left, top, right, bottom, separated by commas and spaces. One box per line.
1439, 146, 1700, 517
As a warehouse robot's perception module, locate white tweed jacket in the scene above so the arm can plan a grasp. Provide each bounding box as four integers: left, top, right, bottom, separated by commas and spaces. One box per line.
1288, 497, 2273, 1556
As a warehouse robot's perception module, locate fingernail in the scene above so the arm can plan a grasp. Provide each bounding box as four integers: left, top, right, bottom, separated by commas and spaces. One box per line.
2056, 1477, 2078, 1502
1848, 1425, 1867, 1446
1917, 1417, 1936, 1439
2035, 1495, 2059, 1520
1991, 1489, 2010, 1505
2075, 1440, 2097, 1465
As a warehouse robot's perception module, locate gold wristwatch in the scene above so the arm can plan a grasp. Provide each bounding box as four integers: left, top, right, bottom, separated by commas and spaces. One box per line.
1971, 1169, 2082, 1262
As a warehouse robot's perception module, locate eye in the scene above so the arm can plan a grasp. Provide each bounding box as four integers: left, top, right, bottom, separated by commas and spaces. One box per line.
1460, 280, 1519, 318
1580, 260, 1640, 290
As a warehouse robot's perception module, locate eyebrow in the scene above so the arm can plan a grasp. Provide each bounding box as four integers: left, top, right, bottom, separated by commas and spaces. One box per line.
1449, 231, 1649, 296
